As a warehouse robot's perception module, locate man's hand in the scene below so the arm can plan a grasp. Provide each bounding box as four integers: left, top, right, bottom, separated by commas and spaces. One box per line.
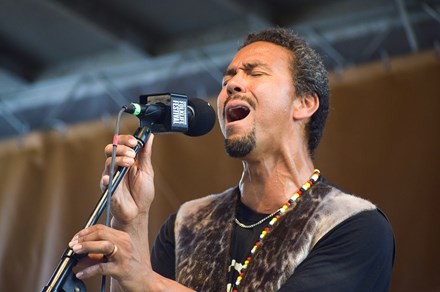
69, 224, 151, 290
69, 223, 196, 292
100, 134, 155, 226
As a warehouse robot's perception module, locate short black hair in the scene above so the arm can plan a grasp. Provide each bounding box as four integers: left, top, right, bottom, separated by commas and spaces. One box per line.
240, 27, 330, 156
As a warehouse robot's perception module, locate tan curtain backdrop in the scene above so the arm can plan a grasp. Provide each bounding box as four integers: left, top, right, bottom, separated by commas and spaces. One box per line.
0, 50, 439, 291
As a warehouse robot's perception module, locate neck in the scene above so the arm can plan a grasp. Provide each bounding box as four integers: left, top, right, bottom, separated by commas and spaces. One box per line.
238, 144, 315, 214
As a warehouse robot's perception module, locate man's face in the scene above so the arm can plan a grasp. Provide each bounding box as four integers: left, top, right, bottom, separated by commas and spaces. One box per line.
217, 41, 296, 158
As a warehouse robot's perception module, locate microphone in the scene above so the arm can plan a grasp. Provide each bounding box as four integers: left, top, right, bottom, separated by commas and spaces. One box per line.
123, 93, 216, 137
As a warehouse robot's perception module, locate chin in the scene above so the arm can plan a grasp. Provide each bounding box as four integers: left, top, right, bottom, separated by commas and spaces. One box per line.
224, 128, 256, 158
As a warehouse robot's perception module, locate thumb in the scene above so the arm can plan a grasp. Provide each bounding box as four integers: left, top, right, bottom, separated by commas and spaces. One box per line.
136, 133, 154, 173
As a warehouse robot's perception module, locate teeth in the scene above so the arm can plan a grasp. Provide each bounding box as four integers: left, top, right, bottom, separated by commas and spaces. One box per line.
227, 105, 250, 122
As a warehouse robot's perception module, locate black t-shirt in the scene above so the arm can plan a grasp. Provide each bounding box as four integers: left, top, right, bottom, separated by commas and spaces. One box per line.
151, 202, 395, 291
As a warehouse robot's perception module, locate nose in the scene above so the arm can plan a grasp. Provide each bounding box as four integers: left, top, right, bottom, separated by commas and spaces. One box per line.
226, 74, 246, 96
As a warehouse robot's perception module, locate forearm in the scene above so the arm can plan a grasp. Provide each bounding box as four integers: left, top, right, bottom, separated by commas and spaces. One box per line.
109, 213, 150, 292
110, 213, 194, 292
110, 267, 196, 292
111, 212, 150, 256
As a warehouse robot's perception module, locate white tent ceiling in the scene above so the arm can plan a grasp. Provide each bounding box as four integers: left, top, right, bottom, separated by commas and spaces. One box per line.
1, 0, 439, 140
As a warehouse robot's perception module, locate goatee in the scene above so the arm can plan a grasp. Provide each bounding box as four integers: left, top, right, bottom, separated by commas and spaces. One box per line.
224, 128, 256, 158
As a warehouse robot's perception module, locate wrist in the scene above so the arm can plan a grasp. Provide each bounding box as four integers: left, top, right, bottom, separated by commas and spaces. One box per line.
111, 212, 149, 230
146, 273, 195, 292
114, 268, 168, 292
111, 213, 150, 247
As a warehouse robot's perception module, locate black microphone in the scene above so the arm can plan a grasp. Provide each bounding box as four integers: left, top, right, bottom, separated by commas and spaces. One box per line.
123, 93, 216, 137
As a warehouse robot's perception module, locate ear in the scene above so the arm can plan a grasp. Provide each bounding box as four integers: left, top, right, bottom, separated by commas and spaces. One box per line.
292, 93, 319, 121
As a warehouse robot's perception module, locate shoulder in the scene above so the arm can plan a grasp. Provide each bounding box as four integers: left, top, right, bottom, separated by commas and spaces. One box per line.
311, 183, 377, 246
312, 182, 395, 266
176, 186, 238, 222
174, 186, 239, 240
313, 208, 395, 279
280, 209, 395, 292
320, 208, 394, 247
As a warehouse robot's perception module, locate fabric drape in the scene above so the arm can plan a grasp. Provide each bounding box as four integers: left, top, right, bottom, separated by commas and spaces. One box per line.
0, 50, 439, 291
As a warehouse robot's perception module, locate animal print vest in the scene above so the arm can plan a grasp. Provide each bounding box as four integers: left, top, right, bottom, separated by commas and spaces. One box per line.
174, 181, 375, 291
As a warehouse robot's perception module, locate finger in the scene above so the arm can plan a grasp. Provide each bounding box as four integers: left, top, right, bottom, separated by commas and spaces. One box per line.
104, 143, 137, 159
101, 157, 134, 189
105, 135, 137, 150
69, 225, 102, 247
71, 224, 112, 242
102, 147, 138, 180
117, 135, 138, 147
76, 262, 114, 280
71, 225, 125, 248
100, 174, 120, 191
100, 175, 109, 191
101, 156, 131, 187
136, 133, 155, 173
76, 253, 106, 268
104, 155, 135, 173
69, 226, 119, 260
71, 239, 115, 258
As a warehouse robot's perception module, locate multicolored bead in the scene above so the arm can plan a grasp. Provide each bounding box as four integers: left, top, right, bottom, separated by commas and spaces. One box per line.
232, 169, 321, 291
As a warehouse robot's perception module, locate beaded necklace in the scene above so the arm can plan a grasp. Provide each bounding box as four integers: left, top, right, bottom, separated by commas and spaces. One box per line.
232, 169, 321, 291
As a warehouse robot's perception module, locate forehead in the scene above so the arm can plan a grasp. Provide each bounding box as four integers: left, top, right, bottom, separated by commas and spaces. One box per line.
227, 41, 293, 71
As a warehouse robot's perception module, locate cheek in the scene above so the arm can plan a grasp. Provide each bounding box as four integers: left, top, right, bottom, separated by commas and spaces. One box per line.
258, 85, 295, 120
217, 87, 228, 109
273, 83, 296, 118
216, 93, 226, 135
258, 107, 291, 128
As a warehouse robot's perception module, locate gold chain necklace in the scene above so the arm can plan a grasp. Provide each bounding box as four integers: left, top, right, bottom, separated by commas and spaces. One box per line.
234, 210, 279, 229
232, 169, 321, 291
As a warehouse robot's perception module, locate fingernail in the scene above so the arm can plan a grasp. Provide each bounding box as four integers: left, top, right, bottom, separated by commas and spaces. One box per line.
129, 138, 137, 146
72, 244, 82, 252
68, 236, 78, 248
76, 271, 83, 279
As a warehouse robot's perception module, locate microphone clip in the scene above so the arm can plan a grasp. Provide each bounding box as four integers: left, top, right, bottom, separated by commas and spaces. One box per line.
138, 93, 189, 134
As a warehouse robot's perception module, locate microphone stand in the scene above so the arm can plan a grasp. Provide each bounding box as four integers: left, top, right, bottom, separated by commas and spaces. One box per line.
42, 126, 151, 292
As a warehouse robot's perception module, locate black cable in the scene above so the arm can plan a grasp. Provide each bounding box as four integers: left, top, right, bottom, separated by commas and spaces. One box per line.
101, 108, 126, 292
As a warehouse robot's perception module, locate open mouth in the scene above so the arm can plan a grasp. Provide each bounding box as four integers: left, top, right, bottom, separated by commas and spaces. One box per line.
226, 105, 250, 123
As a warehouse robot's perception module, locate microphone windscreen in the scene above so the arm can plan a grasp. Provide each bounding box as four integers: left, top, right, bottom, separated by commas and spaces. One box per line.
186, 98, 216, 137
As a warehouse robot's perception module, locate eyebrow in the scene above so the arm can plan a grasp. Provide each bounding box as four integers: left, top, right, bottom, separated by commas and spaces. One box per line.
223, 62, 269, 77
